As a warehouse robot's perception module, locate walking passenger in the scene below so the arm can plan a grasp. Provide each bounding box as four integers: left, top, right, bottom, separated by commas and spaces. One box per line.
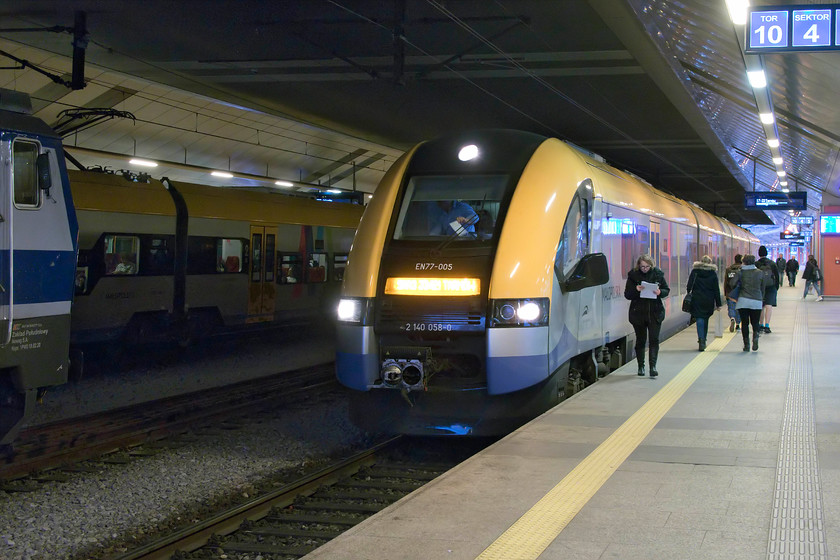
756, 246, 779, 333
723, 254, 742, 332
624, 254, 670, 378
687, 255, 722, 351
802, 255, 825, 301
785, 256, 799, 287
733, 254, 767, 352
776, 255, 787, 287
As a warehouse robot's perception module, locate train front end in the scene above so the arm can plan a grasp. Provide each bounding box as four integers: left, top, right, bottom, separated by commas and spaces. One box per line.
336, 130, 578, 436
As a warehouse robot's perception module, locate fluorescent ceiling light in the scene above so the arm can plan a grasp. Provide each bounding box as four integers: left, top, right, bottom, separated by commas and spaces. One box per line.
748, 70, 767, 88
129, 158, 158, 167
781, 188, 790, 193
759, 112, 775, 124
777, 171, 786, 177
726, 0, 750, 25
767, 138, 780, 148
274, 180, 294, 187
327, 189, 342, 194
211, 171, 233, 178
772, 157, 783, 164
780, 181, 788, 186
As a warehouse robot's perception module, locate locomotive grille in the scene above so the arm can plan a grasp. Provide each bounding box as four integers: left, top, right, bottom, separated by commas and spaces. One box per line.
377, 296, 485, 332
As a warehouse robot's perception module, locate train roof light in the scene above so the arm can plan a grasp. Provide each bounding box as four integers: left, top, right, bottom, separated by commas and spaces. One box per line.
458, 144, 479, 162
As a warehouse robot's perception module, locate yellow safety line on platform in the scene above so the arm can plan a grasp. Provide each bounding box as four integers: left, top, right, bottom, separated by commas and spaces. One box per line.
476, 331, 737, 560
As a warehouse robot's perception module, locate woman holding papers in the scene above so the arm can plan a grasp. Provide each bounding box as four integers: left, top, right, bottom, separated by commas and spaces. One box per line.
624, 254, 670, 379
686, 255, 722, 352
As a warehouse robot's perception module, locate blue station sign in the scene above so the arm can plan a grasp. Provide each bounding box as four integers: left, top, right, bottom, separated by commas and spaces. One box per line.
747, 4, 840, 52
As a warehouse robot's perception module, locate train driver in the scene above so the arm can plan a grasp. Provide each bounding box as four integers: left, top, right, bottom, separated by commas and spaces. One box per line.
431, 200, 478, 236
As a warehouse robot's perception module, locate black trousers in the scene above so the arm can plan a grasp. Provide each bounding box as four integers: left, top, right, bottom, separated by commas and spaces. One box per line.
738, 308, 762, 340
633, 320, 662, 364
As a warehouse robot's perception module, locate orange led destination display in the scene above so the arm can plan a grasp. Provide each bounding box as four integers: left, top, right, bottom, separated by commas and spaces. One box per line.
384, 277, 480, 296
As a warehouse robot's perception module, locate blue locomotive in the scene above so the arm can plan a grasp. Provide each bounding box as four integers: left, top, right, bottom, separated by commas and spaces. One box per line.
0, 89, 78, 450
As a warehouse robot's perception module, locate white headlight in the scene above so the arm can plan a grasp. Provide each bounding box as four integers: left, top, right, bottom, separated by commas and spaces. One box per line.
516, 302, 542, 322
337, 299, 361, 322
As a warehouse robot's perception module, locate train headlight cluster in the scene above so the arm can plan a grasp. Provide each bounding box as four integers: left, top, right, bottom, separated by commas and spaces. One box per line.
490, 298, 549, 327
336, 297, 374, 324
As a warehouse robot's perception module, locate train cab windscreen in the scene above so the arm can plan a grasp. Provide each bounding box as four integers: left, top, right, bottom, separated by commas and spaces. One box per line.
392, 174, 508, 241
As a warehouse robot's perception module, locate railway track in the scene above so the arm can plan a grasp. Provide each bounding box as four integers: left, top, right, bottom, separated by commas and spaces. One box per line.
0, 363, 337, 483
112, 436, 481, 559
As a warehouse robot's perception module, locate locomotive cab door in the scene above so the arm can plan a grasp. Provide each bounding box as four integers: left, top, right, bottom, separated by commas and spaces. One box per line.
246, 225, 276, 323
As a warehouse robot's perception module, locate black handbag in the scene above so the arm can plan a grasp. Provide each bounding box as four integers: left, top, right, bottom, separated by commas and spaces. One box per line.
682, 274, 696, 313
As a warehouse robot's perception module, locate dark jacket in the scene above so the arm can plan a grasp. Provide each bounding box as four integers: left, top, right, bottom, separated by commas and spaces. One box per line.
785, 258, 799, 274
624, 266, 670, 325
756, 256, 780, 290
776, 257, 787, 275
723, 262, 741, 298
734, 265, 766, 302
802, 259, 821, 281
687, 262, 721, 319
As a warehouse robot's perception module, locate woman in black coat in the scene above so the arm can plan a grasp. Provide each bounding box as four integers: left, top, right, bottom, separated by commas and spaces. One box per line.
686, 255, 722, 351
624, 254, 670, 378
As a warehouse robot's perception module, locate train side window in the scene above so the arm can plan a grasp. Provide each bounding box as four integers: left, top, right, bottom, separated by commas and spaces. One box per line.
333, 253, 348, 281
104, 234, 139, 275
279, 253, 302, 284
144, 236, 175, 275
12, 140, 41, 208
307, 252, 328, 283
217, 238, 243, 273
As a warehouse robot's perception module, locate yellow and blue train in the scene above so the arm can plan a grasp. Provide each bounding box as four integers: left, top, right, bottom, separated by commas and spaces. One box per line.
336, 129, 758, 436
0, 89, 78, 449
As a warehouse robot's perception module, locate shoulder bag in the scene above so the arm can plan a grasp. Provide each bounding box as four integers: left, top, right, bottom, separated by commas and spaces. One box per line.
682, 273, 696, 313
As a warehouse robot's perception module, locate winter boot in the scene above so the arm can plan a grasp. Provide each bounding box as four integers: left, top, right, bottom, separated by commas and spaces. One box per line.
752, 332, 759, 351
636, 354, 645, 376
698, 338, 706, 352
649, 347, 659, 378
742, 333, 750, 352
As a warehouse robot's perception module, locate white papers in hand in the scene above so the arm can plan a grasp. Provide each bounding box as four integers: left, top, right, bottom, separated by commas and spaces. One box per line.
640, 281, 658, 299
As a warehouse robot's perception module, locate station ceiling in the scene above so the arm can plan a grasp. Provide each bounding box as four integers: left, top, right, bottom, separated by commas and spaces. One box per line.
2, 1, 840, 236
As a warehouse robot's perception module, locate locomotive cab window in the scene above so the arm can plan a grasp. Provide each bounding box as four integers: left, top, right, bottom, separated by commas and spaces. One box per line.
12, 140, 42, 208
104, 235, 139, 275
392, 175, 507, 240
554, 195, 589, 278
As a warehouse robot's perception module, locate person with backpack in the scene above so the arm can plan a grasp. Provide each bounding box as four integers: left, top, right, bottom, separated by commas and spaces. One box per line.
756, 246, 779, 333
732, 254, 767, 351
723, 254, 742, 332
802, 255, 825, 301
785, 256, 799, 287
687, 255, 722, 351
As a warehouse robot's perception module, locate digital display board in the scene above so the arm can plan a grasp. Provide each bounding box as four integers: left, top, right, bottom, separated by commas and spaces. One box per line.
780, 232, 804, 240
820, 215, 840, 234
744, 191, 807, 211
791, 215, 814, 226
747, 4, 840, 53
790, 241, 806, 247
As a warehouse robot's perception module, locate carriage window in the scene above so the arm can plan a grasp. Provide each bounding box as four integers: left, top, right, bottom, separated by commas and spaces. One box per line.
13, 140, 40, 207
279, 253, 303, 284
144, 236, 175, 275
307, 253, 328, 283
333, 253, 348, 281
104, 235, 139, 275
554, 195, 589, 277
217, 238, 243, 273
392, 175, 507, 240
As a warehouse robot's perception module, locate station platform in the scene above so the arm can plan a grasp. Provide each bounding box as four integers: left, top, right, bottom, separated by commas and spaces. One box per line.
305, 286, 838, 560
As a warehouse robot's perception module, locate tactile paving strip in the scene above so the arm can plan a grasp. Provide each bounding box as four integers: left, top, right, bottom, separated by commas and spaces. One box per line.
767, 307, 827, 559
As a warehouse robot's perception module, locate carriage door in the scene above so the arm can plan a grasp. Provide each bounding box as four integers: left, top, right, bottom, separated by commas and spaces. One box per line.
246, 225, 277, 323
0, 137, 12, 344
649, 219, 661, 268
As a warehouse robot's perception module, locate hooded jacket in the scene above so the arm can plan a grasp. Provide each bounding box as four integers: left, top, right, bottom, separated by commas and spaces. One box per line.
624, 266, 670, 325
687, 261, 722, 319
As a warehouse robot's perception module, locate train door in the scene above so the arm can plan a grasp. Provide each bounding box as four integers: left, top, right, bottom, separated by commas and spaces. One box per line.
246, 225, 277, 322
649, 219, 660, 268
